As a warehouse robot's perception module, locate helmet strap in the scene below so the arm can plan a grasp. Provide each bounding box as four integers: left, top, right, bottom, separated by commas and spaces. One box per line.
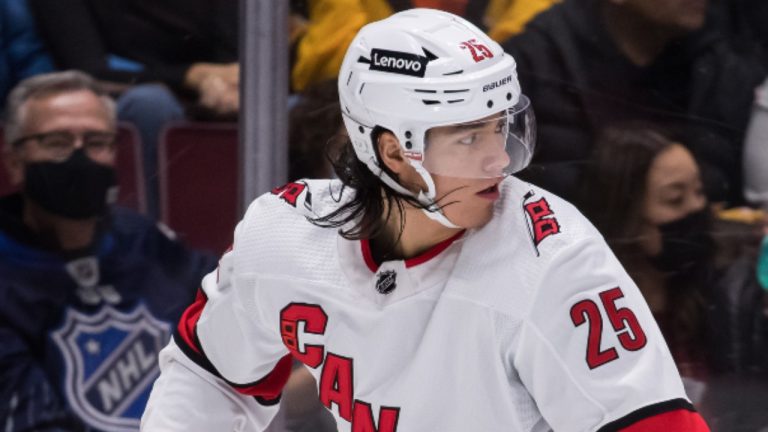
413, 167, 461, 229
376, 164, 461, 230
418, 196, 462, 229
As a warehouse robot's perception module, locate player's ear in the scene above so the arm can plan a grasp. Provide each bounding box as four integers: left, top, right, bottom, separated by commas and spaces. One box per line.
377, 131, 407, 175
377, 131, 427, 193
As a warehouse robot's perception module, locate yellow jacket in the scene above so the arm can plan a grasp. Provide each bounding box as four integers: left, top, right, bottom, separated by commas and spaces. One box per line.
291, 0, 558, 91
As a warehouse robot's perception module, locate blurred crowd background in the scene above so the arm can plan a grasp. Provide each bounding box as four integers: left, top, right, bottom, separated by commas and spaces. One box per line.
2, 0, 768, 431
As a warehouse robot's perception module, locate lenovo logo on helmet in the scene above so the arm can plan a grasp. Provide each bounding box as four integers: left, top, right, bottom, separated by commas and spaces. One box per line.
370, 49, 429, 78
483, 75, 513, 92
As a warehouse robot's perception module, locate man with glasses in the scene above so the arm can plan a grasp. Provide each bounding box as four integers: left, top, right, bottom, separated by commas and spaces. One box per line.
0, 71, 216, 431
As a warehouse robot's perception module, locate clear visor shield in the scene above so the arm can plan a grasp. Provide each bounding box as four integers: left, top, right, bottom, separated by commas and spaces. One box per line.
422, 95, 536, 179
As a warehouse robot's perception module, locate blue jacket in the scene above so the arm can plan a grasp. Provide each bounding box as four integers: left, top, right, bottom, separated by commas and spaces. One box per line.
0, 194, 217, 431
0, 0, 55, 106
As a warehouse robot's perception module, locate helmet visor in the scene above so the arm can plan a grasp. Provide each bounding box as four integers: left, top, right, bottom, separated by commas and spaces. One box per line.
421, 95, 535, 179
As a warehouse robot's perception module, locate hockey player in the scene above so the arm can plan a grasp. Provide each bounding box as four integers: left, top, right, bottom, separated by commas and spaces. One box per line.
142, 9, 710, 431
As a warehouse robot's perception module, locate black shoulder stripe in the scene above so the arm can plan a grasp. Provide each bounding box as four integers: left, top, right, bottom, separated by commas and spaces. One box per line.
254, 394, 282, 406
172, 329, 221, 379
172, 329, 286, 407
597, 398, 696, 432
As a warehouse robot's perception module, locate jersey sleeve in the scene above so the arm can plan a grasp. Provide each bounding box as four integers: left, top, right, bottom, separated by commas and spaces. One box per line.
513, 236, 710, 432
142, 339, 281, 432
143, 207, 293, 431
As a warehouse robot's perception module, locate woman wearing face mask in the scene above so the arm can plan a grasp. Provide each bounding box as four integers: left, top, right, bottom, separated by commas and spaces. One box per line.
579, 123, 767, 382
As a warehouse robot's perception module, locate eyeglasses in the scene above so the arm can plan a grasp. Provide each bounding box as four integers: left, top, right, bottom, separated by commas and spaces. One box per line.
12, 130, 117, 160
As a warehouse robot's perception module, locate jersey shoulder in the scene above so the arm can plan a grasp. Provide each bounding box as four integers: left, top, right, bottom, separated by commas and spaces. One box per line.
449, 177, 614, 316
497, 176, 603, 255
232, 179, 348, 282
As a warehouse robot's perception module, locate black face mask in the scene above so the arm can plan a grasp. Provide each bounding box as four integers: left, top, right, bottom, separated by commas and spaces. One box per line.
23, 149, 117, 220
651, 209, 714, 275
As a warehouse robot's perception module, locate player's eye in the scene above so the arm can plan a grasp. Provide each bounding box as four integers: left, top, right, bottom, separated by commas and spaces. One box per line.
458, 133, 476, 145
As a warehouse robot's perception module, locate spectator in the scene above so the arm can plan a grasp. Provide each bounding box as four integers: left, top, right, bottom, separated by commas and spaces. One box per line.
503, 0, 767, 205
27, 0, 238, 117
0, 0, 55, 107
743, 77, 768, 209
290, 0, 557, 92
288, 79, 344, 180
27, 0, 239, 218
0, 71, 216, 431
579, 123, 767, 382
708, 0, 768, 58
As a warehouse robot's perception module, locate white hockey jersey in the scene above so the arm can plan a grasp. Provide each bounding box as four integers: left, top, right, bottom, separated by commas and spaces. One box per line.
142, 177, 709, 432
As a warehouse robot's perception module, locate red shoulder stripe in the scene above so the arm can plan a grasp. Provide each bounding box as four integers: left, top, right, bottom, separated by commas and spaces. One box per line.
598, 399, 709, 432
176, 289, 208, 355
620, 409, 710, 432
230, 354, 293, 400
172, 288, 293, 405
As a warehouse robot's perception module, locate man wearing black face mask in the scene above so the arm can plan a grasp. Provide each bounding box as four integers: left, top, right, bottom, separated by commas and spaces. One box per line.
0, 71, 217, 431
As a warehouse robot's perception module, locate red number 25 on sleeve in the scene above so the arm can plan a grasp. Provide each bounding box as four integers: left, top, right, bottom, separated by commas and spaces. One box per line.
570, 287, 648, 369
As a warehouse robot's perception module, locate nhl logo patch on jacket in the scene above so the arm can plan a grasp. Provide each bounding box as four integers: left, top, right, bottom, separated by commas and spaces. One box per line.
50, 305, 171, 431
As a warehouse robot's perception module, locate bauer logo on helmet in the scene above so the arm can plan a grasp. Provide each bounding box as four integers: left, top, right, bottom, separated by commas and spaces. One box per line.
482, 75, 514, 92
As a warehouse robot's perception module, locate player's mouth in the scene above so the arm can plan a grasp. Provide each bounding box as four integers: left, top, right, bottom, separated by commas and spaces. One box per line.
476, 182, 500, 200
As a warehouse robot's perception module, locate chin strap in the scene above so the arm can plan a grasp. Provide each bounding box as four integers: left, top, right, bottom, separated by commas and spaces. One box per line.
419, 196, 462, 229
373, 162, 461, 230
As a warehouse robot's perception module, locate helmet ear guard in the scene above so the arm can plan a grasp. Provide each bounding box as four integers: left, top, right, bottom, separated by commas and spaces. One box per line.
344, 118, 438, 202
338, 8, 536, 227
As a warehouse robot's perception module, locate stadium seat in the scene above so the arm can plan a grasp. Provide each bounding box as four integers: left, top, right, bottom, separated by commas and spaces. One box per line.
0, 123, 147, 213
158, 121, 238, 254
113, 123, 146, 213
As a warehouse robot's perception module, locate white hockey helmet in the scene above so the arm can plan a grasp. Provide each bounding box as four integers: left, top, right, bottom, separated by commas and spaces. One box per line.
338, 8, 535, 209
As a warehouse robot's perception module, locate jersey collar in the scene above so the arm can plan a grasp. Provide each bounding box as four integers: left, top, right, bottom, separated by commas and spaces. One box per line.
338, 230, 466, 307
359, 230, 466, 273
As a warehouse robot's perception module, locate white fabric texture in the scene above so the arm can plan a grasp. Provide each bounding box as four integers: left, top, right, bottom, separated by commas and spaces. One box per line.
142, 177, 689, 432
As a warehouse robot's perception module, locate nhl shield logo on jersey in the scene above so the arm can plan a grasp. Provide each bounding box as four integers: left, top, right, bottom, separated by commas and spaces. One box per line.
522, 191, 561, 255
51, 305, 171, 431
375, 270, 397, 295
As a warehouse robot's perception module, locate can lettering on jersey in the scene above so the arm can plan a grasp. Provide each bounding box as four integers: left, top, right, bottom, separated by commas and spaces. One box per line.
280, 303, 402, 431
280, 303, 327, 368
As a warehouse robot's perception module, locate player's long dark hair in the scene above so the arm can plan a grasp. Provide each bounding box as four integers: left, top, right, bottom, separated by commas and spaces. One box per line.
309, 127, 446, 248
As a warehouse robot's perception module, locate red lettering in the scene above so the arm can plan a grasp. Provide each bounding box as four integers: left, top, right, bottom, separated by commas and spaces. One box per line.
352, 400, 400, 432
459, 39, 494, 63
570, 287, 647, 369
533, 218, 561, 244
279, 303, 327, 368
279, 306, 401, 430
524, 198, 553, 222
319, 353, 354, 421
599, 288, 648, 351
524, 197, 560, 246
571, 299, 618, 369
271, 181, 306, 207
475, 41, 494, 59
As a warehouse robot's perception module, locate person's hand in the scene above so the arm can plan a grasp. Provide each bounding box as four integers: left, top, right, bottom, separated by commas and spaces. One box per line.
199, 74, 239, 115
185, 63, 240, 115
